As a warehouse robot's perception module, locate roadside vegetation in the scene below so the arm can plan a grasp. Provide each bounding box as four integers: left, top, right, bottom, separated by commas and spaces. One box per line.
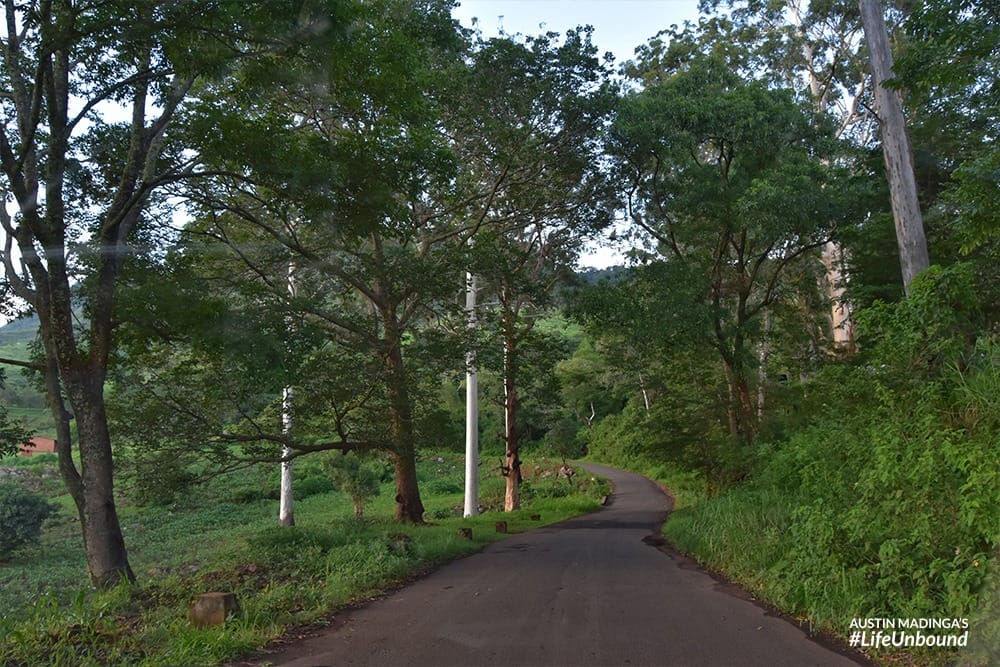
0, 450, 608, 666
0, 1, 996, 666
578, 267, 998, 667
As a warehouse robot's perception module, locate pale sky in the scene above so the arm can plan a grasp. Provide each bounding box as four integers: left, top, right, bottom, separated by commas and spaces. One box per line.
452, 0, 703, 67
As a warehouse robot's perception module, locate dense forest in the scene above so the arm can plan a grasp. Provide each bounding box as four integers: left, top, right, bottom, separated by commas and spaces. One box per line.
0, 0, 997, 664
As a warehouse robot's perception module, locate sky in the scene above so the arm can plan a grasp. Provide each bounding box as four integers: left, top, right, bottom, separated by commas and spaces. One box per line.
451, 1, 706, 268
452, 0, 703, 67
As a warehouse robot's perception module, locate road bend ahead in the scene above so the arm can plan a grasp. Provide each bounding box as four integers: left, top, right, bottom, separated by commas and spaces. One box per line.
248, 463, 863, 667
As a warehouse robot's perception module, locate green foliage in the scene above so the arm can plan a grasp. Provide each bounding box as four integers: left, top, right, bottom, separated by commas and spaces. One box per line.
0, 483, 53, 558
0, 370, 32, 458
0, 450, 606, 666
661, 273, 999, 661
323, 452, 383, 517
601, 50, 863, 448
541, 417, 588, 460
119, 448, 198, 507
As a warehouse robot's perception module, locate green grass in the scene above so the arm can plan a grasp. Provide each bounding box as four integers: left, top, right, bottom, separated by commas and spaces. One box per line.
0, 335, 55, 437
642, 459, 991, 667
0, 450, 609, 666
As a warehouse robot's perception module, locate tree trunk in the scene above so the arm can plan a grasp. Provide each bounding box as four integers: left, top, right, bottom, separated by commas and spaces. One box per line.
788, 0, 859, 350
858, 0, 930, 293
31, 281, 135, 588
722, 359, 755, 447
821, 242, 856, 352
502, 333, 521, 512
67, 379, 135, 587
391, 446, 424, 523
757, 309, 772, 421
383, 338, 424, 523
639, 372, 650, 412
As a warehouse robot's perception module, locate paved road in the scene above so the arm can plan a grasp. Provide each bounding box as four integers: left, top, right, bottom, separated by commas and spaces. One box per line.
246, 464, 863, 666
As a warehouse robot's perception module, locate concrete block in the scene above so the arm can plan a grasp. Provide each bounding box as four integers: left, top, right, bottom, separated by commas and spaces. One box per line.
189, 592, 239, 628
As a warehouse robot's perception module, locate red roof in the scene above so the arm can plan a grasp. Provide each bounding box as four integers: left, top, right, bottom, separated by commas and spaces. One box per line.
19, 437, 56, 456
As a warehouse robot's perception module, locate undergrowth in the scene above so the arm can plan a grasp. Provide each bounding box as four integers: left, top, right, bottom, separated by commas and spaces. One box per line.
0, 451, 608, 666
597, 266, 1000, 667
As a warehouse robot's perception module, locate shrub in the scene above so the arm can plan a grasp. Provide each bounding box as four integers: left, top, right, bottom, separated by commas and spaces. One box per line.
118, 447, 196, 507
0, 482, 53, 558
323, 452, 381, 517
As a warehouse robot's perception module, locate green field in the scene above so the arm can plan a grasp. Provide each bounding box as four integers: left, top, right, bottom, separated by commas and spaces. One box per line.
0, 317, 58, 438
0, 449, 609, 666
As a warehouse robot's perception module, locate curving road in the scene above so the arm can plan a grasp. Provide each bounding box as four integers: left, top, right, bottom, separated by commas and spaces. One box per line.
244, 464, 864, 667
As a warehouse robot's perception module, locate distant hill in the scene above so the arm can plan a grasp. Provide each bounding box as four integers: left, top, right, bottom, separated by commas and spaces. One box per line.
0, 314, 39, 346
0, 314, 52, 437
574, 265, 628, 285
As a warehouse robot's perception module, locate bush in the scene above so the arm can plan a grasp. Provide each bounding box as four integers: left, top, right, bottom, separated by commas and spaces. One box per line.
662, 268, 999, 662
0, 482, 53, 558
118, 447, 196, 507
323, 452, 381, 517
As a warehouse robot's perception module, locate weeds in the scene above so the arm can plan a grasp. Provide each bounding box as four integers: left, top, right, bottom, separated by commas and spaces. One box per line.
0, 451, 603, 666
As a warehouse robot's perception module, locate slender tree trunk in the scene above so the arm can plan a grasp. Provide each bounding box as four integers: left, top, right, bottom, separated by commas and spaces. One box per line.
67, 379, 135, 587
788, 0, 858, 349
383, 340, 425, 523
638, 372, 651, 412
39, 338, 84, 507
502, 334, 522, 512
722, 359, 755, 447
858, 0, 930, 293
757, 309, 772, 421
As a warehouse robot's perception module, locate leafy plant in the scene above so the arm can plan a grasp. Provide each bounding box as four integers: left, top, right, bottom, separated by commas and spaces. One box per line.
323, 453, 382, 517
0, 482, 53, 558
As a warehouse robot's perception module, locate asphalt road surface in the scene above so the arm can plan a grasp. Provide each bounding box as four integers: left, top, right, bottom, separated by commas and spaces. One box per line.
245, 463, 864, 667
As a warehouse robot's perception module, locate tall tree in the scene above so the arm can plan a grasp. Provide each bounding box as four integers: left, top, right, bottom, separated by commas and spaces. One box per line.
2, 0, 201, 586
0, 0, 348, 586
690, 0, 870, 347
609, 54, 857, 446
857, 0, 929, 293
159, 0, 467, 523
894, 0, 1000, 318
455, 30, 616, 510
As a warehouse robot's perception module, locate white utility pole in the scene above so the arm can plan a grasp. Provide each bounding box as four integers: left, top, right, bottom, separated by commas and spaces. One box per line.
463, 271, 479, 517
279, 262, 296, 527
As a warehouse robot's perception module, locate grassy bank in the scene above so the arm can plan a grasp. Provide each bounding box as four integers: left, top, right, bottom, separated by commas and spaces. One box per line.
624, 456, 999, 667
0, 451, 609, 666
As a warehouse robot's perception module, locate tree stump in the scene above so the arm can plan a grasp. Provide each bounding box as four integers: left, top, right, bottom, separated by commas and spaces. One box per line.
189, 592, 239, 628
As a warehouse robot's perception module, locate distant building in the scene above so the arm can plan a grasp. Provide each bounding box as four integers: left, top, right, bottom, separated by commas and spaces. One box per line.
19, 437, 56, 456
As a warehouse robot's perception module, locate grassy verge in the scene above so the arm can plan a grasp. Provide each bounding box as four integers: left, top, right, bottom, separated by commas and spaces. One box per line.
0, 451, 609, 666
634, 459, 997, 667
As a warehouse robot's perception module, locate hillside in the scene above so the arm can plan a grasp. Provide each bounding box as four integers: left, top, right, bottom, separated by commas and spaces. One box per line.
0, 313, 39, 346
0, 314, 53, 437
